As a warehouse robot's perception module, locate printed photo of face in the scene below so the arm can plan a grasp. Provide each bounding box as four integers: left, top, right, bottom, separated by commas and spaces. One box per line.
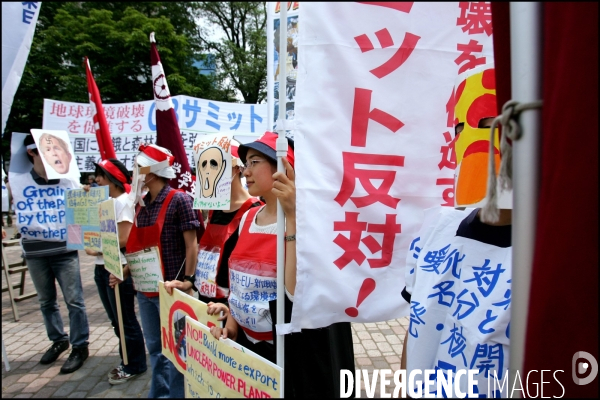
39, 133, 72, 175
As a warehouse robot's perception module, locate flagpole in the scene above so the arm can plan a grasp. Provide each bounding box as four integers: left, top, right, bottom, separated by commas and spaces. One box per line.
508, 2, 542, 397
266, 3, 274, 131
275, 1, 288, 394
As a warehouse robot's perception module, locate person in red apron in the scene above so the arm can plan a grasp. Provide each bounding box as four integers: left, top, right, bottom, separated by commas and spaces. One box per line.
194, 143, 262, 306
210, 132, 356, 397
119, 143, 200, 398
84, 159, 147, 385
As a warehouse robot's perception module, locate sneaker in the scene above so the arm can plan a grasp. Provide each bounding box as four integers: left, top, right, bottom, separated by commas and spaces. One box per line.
60, 347, 89, 374
107, 364, 124, 379
40, 340, 69, 365
108, 368, 146, 385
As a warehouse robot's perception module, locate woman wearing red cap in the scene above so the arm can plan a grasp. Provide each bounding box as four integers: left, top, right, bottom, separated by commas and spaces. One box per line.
84, 159, 147, 385
210, 132, 354, 397
195, 141, 263, 306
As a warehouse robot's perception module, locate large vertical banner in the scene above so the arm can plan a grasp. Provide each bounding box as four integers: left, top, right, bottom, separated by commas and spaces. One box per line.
2, 2, 42, 133
65, 186, 109, 251
290, 3, 494, 330
267, 1, 300, 139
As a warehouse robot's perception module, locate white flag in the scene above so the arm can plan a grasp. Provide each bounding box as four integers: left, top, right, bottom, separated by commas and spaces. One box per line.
2, 2, 42, 133
287, 2, 495, 331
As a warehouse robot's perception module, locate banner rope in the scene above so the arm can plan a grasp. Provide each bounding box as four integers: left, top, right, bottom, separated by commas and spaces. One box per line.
481, 99, 543, 223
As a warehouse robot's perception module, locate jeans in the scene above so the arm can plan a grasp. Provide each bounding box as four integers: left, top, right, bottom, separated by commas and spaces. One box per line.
137, 293, 184, 398
94, 266, 147, 375
26, 251, 89, 348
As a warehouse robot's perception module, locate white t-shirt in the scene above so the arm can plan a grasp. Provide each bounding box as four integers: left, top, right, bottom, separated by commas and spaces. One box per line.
95, 192, 134, 265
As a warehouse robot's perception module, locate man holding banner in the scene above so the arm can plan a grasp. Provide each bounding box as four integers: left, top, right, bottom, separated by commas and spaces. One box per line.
10, 134, 90, 374
125, 143, 201, 398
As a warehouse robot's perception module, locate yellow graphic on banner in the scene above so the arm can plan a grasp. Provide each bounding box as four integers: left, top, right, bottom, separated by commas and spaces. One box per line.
184, 318, 282, 398
159, 282, 222, 375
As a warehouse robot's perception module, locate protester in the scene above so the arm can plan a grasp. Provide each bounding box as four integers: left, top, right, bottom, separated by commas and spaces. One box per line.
87, 174, 99, 187
122, 143, 200, 398
191, 141, 262, 306
209, 132, 355, 397
84, 159, 147, 384
15, 134, 89, 374
400, 65, 512, 397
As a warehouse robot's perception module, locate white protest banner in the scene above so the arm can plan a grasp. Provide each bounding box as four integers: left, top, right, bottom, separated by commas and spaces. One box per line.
192, 133, 233, 210
9, 132, 79, 242
289, 3, 495, 330
159, 282, 222, 375
185, 318, 282, 398
2, 2, 42, 133
65, 186, 109, 251
99, 198, 123, 281
30, 129, 81, 181
42, 96, 267, 172
267, 2, 299, 138
125, 247, 163, 293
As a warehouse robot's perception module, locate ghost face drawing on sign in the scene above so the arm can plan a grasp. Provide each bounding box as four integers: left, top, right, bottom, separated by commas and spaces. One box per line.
198, 147, 225, 198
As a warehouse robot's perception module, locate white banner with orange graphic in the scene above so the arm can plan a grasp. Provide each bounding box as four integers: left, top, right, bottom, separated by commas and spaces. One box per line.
288, 2, 495, 331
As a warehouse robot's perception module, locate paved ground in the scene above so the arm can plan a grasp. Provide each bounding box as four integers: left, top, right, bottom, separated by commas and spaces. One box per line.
2, 223, 409, 398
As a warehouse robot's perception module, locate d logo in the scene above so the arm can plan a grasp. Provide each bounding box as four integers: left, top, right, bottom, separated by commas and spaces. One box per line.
572, 351, 598, 385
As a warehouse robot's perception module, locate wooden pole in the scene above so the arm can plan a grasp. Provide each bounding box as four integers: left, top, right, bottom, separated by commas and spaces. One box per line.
114, 283, 128, 365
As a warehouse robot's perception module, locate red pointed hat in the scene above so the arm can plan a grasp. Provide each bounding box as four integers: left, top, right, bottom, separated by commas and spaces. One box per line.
238, 132, 295, 168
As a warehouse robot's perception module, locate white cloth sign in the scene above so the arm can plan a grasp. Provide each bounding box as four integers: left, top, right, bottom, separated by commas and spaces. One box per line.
10, 170, 78, 242
42, 96, 267, 172
288, 2, 495, 331
195, 248, 220, 298
126, 247, 164, 293
405, 207, 511, 397
2, 2, 41, 133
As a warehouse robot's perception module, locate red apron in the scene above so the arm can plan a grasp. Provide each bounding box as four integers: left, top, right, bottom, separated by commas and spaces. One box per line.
196, 198, 260, 299
228, 206, 277, 342
126, 190, 177, 296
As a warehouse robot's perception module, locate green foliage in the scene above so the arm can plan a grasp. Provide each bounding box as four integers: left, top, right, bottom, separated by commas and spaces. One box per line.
3, 2, 238, 161
194, 2, 268, 104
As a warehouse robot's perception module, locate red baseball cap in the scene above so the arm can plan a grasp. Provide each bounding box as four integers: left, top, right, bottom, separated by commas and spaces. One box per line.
238, 132, 295, 168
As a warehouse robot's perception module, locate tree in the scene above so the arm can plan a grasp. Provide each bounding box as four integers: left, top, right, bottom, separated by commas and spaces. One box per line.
194, 2, 268, 104
3, 2, 235, 161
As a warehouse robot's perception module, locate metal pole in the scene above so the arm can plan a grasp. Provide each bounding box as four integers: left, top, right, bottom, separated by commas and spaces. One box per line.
508, 2, 542, 397
275, 1, 288, 396
266, 3, 274, 130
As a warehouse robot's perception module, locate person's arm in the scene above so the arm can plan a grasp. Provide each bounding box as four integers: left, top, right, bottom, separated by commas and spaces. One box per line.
165, 193, 199, 295
117, 220, 132, 249
210, 311, 239, 341
272, 157, 297, 295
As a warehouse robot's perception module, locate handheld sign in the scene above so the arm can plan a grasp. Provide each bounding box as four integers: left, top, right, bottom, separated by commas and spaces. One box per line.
193, 133, 234, 210
99, 198, 123, 280
65, 186, 108, 251
159, 282, 222, 375
30, 129, 80, 181
125, 247, 163, 292
9, 132, 79, 242
185, 318, 283, 398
